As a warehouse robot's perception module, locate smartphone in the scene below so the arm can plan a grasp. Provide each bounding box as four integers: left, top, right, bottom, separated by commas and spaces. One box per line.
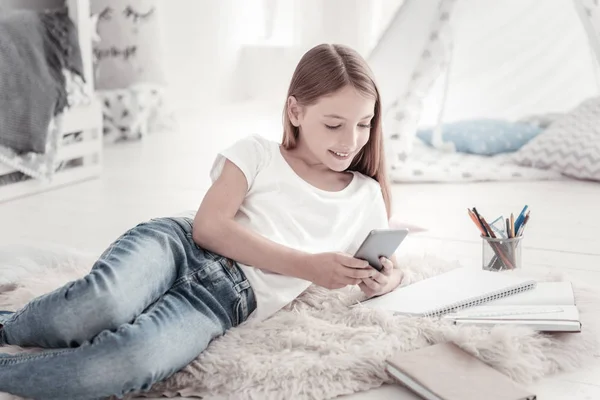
354, 228, 409, 271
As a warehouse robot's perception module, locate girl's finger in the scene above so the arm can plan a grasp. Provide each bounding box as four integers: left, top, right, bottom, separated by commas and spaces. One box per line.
372, 273, 389, 286
359, 281, 377, 297
341, 276, 362, 286
361, 277, 380, 291
379, 257, 394, 274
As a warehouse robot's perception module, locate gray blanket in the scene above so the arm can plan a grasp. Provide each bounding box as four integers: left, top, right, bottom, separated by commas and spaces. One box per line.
0, 7, 83, 154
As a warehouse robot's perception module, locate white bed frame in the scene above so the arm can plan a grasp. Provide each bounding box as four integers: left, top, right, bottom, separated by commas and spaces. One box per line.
0, 0, 103, 203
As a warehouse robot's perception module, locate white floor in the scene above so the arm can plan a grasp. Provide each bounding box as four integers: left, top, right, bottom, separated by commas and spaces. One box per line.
1, 104, 599, 399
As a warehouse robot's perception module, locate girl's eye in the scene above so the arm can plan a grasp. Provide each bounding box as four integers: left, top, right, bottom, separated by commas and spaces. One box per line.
325, 124, 341, 130
358, 124, 371, 129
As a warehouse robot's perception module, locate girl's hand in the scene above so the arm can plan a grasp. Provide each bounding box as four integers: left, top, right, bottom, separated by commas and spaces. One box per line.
359, 257, 403, 298
305, 252, 381, 290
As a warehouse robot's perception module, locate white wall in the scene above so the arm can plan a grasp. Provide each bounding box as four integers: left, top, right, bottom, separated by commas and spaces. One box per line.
158, 0, 246, 113
158, 0, 403, 114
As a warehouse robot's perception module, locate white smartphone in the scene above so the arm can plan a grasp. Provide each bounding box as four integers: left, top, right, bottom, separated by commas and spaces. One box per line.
354, 229, 409, 271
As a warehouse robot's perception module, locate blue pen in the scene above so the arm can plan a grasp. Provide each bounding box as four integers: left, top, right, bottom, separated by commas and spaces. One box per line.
514, 205, 528, 233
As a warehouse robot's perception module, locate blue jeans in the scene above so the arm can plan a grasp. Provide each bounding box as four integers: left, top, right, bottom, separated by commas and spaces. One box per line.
0, 217, 256, 400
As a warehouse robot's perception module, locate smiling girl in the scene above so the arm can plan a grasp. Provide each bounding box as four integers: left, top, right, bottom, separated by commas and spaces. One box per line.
0, 43, 402, 400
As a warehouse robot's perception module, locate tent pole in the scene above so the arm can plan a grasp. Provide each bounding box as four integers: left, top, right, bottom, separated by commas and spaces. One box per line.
572, 0, 600, 93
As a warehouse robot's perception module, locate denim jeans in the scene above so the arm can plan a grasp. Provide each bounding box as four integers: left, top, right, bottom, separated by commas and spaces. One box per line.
0, 217, 256, 400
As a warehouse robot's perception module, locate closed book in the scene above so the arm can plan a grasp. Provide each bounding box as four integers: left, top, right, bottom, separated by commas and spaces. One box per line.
386, 343, 536, 400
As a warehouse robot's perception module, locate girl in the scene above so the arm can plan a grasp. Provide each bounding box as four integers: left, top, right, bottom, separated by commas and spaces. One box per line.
0, 43, 403, 399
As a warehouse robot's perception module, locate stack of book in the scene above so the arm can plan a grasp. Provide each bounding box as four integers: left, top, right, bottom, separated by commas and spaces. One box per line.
443, 281, 581, 332
357, 268, 581, 332
386, 342, 537, 400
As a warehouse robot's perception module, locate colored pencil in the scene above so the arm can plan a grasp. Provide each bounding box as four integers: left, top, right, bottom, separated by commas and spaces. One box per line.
510, 213, 515, 238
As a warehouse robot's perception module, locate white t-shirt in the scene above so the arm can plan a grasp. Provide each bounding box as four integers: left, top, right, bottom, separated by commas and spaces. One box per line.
208, 135, 389, 322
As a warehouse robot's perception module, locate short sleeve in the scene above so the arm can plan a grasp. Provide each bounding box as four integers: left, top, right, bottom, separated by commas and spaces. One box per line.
347, 183, 390, 255
209, 135, 269, 190
367, 187, 390, 231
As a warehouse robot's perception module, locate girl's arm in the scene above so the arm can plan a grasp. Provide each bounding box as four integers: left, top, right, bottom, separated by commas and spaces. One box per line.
193, 160, 376, 286
193, 160, 306, 279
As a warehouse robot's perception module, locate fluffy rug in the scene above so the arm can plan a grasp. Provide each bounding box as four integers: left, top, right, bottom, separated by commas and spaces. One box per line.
0, 244, 599, 400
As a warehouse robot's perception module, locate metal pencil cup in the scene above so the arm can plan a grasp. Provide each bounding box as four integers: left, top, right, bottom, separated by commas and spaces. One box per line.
482, 235, 523, 271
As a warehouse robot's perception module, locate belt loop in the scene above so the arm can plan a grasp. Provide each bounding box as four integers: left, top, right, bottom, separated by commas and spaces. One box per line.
234, 280, 250, 293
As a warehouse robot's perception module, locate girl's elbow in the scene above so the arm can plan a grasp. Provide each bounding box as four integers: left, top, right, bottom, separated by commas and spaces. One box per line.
192, 214, 225, 248
192, 216, 214, 247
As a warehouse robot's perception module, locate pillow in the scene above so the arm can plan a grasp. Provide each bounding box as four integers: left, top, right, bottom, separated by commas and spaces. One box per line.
91, 0, 166, 89
91, 0, 171, 141
417, 119, 542, 156
513, 98, 600, 182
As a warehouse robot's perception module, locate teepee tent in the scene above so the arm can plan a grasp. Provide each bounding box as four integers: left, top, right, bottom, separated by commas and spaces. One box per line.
368, 0, 600, 161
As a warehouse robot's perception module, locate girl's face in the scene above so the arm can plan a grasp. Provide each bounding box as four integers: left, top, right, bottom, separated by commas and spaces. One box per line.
288, 85, 375, 172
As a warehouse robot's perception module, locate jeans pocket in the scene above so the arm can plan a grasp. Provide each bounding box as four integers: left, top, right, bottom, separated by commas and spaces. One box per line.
233, 285, 255, 326
233, 296, 244, 326
185, 233, 203, 253
189, 261, 235, 316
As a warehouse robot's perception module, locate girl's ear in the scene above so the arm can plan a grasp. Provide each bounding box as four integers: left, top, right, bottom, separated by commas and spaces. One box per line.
287, 96, 302, 127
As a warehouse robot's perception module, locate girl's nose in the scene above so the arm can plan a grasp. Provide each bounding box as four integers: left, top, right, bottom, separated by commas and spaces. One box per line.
343, 129, 359, 149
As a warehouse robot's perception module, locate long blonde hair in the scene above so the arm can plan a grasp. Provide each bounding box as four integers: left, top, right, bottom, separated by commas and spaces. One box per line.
282, 44, 391, 216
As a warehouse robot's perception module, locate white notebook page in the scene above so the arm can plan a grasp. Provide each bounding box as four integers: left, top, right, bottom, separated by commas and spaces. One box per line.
357, 267, 537, 316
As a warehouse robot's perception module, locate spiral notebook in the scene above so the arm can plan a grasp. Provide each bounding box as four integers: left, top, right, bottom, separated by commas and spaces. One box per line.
443, 282, 581, 332
357, 267, 537, 317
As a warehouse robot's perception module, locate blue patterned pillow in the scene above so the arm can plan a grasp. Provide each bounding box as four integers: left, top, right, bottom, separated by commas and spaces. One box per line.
417, 119, 542, 156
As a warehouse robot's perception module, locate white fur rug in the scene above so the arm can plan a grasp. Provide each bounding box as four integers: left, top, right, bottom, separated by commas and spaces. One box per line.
0, 244, 599, 400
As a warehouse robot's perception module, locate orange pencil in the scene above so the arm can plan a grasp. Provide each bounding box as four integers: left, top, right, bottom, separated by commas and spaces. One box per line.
471, 207, 491, 237
468, 209, 487, 236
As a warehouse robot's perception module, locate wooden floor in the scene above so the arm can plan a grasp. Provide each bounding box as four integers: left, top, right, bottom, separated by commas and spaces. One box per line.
1, 104, 599, 399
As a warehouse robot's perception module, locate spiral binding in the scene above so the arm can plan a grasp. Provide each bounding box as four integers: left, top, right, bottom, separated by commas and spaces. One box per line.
424, 281, 537, 318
